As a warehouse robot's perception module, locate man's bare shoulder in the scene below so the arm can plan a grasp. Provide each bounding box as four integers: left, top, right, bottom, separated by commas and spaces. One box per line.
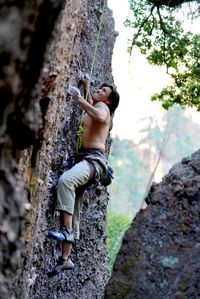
94, 102, 109, 111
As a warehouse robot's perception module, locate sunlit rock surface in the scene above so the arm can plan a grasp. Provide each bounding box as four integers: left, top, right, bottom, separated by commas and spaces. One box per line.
0, 0, 116, 298
105, 150, 200, 299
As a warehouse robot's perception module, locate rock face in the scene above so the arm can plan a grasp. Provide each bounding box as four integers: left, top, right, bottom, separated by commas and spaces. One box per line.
0, 1, 116, 298
105, 150, 200, 299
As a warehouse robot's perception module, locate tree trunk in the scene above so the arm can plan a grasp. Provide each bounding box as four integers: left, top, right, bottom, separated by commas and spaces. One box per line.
148, 0, 195, 7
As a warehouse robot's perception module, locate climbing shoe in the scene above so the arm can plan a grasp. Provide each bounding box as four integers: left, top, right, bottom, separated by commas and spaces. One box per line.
47, 228, 74, 243
47, 257, 75, 278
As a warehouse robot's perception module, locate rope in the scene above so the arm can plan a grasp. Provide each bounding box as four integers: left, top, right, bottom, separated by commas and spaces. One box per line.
85, 0, 106, 100
76, 0, 106, 150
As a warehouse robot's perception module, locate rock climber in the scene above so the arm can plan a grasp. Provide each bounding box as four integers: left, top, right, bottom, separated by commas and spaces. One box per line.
47, 75, 120, 277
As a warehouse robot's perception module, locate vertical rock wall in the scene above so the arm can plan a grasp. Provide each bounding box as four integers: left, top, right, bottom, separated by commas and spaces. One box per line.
0, 1, 117, 298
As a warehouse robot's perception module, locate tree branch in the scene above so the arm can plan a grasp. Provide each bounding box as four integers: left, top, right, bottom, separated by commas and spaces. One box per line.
130, 4, 156, 53
156, 6, 170, 72
148, 0, 195, 8
156, 6, 171, 35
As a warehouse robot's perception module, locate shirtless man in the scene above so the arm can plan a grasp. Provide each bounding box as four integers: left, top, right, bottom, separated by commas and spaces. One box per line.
47, 78, 119, 276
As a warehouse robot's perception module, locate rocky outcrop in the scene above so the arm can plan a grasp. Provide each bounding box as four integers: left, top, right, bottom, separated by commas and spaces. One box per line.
0, 0, 117, 298
105, 150, 200, 299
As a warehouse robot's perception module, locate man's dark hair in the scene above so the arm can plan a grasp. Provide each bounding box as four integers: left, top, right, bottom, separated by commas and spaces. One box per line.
100, 83, 120, 115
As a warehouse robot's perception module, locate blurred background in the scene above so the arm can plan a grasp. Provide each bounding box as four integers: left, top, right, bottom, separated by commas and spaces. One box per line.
106, 0, 200, 267
107, 0, 200, 218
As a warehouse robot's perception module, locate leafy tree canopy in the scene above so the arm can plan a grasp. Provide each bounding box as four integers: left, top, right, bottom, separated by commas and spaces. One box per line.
125, 0, 200, 110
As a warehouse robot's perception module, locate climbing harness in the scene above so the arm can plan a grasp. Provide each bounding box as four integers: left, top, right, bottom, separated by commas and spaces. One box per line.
76, 148, 112, 188
76, 0, 106, 151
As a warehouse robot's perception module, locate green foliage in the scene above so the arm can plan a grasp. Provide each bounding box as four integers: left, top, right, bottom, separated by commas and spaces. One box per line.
106, 211, 131, 269
125, 0, 200, 110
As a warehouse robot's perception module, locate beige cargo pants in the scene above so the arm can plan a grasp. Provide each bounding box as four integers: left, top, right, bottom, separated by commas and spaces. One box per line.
56, 152, 107, 239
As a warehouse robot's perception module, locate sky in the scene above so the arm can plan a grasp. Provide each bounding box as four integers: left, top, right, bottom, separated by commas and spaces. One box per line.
107, 0, 200, 143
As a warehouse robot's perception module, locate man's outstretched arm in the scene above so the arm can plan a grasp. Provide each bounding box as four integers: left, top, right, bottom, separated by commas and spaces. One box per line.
81, 74, 94, 105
